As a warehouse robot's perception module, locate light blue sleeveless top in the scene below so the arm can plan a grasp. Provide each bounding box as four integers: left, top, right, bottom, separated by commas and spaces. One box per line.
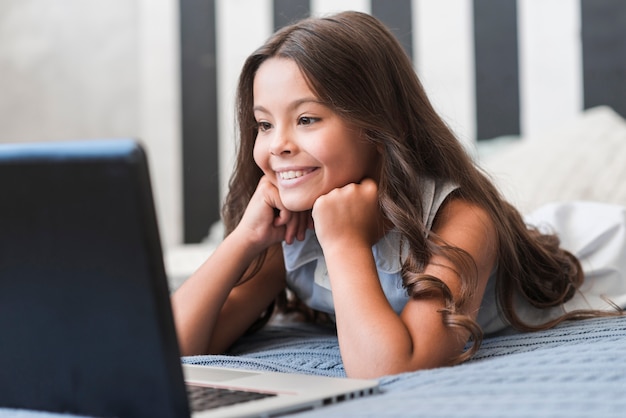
282, 177, 503, 332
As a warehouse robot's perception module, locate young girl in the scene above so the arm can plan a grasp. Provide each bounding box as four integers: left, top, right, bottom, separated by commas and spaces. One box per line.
172, 11, 624, 378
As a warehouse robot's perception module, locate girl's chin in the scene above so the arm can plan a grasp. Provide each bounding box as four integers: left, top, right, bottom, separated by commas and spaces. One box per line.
282, 202, 313, 213
279, 196, 315, 213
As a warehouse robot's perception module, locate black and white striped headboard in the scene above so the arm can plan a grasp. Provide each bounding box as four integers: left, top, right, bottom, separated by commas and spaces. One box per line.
179, 0, 626, 242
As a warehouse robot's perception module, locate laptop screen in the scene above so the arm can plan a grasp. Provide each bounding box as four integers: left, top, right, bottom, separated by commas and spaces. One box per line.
0, 140, 189, 417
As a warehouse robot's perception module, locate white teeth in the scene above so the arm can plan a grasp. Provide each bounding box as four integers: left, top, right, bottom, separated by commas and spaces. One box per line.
278, 170, 309, 180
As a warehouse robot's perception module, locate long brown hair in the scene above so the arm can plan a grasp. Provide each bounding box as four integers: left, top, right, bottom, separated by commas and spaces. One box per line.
223, 11, 621, 363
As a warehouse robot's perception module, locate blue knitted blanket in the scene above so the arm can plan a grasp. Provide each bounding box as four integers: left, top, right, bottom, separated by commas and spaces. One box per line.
182, 315, 626, 417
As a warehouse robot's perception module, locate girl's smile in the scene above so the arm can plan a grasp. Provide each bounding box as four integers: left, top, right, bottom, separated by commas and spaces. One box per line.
252, 57, 380, 212
275, 167, 318, 182
274, 166, 319, 191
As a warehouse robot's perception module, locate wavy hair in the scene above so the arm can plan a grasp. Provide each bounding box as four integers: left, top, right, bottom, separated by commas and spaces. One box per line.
222, 11, 621, 363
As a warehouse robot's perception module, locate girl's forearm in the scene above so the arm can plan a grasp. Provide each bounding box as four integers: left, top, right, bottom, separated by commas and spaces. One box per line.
324, 244, 416, 378
170, 227, 263, 356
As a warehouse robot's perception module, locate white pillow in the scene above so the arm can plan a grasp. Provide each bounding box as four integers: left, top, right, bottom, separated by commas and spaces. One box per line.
479, 106, 626, 214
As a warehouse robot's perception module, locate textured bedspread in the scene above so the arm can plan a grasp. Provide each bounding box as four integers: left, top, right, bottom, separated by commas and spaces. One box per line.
182, 315, 626, 417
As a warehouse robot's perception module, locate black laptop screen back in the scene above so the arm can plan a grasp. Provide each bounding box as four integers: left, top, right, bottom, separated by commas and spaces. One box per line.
0, 140, 189, 417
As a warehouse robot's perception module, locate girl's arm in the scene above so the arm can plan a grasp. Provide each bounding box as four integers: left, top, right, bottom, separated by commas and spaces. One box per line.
171, 177, 308, 356
170, 235, 286, 356
313, 179, 497, 378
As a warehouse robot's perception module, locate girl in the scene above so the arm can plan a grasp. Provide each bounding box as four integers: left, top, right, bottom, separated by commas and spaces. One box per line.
172, 11, 624, 378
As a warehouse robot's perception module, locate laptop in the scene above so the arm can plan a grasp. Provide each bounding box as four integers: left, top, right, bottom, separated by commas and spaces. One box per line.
0, 139, 379, 418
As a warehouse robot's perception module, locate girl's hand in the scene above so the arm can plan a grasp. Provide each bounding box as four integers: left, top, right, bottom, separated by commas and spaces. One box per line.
312, 178, 385, 251
238, 176, 311, 250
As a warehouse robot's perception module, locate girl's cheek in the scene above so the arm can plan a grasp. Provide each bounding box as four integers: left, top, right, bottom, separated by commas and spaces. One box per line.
252, 144, 266, 171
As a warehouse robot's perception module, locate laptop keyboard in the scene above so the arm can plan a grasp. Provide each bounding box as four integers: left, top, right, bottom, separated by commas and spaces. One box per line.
187, 384, 277, 412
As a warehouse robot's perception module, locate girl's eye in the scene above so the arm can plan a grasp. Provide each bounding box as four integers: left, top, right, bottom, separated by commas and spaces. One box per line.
257, 121, 272, 132
298, 116, 319, 126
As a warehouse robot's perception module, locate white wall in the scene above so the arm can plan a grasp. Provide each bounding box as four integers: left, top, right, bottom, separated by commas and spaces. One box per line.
0, 0, 182, 246
138, 0, 182, 246
517, 0, 582, 139
414, 0, 476, 147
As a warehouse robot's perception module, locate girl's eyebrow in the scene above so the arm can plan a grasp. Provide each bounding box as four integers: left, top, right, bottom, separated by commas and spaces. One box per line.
291, 97, 325, 109
253, 97, 326, 113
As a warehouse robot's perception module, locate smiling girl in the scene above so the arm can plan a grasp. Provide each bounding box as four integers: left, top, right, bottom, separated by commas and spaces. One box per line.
171, 11, 624, 378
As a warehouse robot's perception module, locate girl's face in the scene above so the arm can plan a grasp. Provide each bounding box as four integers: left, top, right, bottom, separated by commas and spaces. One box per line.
252, 58, 380, 212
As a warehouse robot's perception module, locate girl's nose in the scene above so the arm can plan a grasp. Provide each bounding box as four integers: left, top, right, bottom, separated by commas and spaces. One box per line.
269, 129, 294, 155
